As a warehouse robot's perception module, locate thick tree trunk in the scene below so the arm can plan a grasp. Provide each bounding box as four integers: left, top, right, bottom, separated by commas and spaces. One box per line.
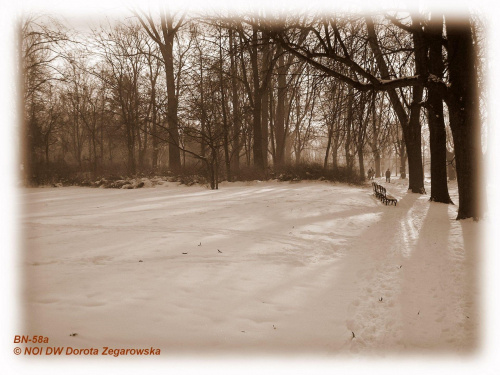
426, 13, 453, 203
405, 103, 425, 193
446, 17, 484, 219
406, 21, 426, 192
160, 18, 181, 171
374, 153, 381, 177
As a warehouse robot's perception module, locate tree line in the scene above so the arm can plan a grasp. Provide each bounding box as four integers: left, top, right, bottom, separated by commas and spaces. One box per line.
21, 8, 486, 219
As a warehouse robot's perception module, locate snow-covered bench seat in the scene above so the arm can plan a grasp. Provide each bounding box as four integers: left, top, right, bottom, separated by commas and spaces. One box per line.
372, 182, 397, 206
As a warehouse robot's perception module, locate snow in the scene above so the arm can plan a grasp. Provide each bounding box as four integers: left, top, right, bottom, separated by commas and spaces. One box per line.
20, 178, 482, 358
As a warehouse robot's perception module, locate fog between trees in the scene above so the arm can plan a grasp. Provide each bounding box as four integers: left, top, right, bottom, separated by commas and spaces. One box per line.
21, 8, 487, 219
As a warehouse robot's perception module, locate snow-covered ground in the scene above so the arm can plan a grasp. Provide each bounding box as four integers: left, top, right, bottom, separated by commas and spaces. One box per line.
19, 177, 482, 358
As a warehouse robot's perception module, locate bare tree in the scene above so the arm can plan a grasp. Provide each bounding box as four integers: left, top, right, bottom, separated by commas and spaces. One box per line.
132, 7, 186, 171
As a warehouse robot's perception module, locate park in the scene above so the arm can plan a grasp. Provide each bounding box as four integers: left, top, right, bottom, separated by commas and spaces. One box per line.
16, 3, 490, 365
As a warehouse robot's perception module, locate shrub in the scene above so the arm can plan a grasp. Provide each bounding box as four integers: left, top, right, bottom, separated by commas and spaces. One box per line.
24, 160, 363, 188
275, 163, 362, 184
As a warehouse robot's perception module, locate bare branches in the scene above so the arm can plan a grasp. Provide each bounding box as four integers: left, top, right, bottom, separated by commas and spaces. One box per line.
272, 30, 421, 92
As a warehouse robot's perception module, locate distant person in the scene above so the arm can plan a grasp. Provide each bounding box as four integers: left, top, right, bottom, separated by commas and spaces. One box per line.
385, 168, 391, 183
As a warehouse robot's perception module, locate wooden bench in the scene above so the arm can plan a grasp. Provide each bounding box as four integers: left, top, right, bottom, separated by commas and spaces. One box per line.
372, 182, 397, 206
372, 182, 380, 198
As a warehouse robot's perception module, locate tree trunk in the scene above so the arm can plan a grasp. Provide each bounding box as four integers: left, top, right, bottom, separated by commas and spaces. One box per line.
45, 136, 50, 167
199, 54, 207, 159
162, 19, 181, 171
127, 144, 136, 175
324, 119, 334, 169
446, 16, 484, 219
229, 29, 240, 173
250, 29, 264, 172
406, 103, 425, 193
356, 92, 369, 180
207, 158, 215, 190
366, 16, 425, 193
261, 35, 271, 170
358, 148, 365, 181
261, 87, 269, 170
399, 144, 407, 178
446, 150, 456, 180
92, 134, 97, 176
219, 30, 231, 182
426, 13, 453, 204
275, 47, 287, 168
370, 93, 380, 177
374, 152, 381, 177
269, 87, 277, 165
148, 64, 159, 171
332, 136, 339, 171
345, 88, 354, 172
152, 97, 159, 170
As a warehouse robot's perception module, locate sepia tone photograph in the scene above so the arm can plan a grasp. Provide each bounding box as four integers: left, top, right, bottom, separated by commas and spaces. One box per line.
2, 0, 499, 374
